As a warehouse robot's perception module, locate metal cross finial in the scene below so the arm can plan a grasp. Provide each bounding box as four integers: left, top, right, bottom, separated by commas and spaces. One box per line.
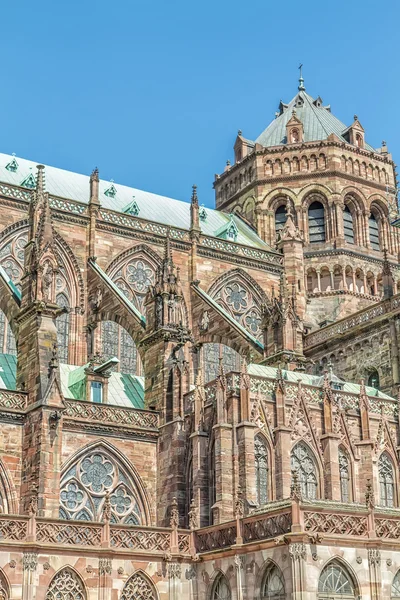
298, 63, 305, 91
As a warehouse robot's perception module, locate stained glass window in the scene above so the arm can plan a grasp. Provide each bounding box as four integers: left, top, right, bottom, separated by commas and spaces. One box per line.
291, 442, 318, 500
0, 570, 9, 600
379, 452, 395, 507
45, 568, 86, 600
121, 573, 156, 600
255, 435, 269, 506
101, 321, 139, 375
56, 294, 70, 363
203, 343, 241, 383
59, 449, 143, 524
318, 562, 355, 599
261, 563, 285, 600
308, 201, 325, 243
339, 448, 350, 503
392, 569, 400, 598
212, 574, 231, 600
0, 310, 16, 356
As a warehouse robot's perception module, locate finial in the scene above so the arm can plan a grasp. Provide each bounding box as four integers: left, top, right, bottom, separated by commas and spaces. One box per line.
90, 167, 99, 182
298, 63, 305, 91
226, 160, 231, 166
191, 184, 198, 205
354, 115, 358, 121
382, 140, 387, 146
36, 164, 45, 194
238, 129, 242, 136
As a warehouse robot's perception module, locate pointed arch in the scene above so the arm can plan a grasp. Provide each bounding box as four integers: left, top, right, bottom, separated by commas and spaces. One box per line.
392, 568, 400, 598
338, 445, 352, 503
260, 560, 286, 600
121, 570, 158, 600
378, 451, 396, 507
318, 558, 358, 599
291, 441, 320, 500
255, 433, 270, 506
45, 566, 86, 600
207, 268, 267, 342
59, 439, 152, 525
0, 456, 18, 514
209, 572, 231, 600
0, 567, 10, 600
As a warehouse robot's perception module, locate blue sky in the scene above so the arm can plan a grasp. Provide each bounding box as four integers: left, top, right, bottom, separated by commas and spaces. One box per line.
1, 0, 399, 207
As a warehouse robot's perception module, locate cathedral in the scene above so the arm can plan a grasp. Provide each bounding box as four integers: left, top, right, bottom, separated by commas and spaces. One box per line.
0, 73, 399, 599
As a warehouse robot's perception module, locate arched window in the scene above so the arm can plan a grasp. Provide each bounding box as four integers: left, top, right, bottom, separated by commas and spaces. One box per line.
255, 435, 269, 506
0, 310, 16, 356
46, 568, 86, 600
121, 572, 157, 600
368, 370, 380, 389
379, 452, 395, 507
392, 569, 400, 599
275, 205, 287, 241
209, 440, 216, 524
308, 201, 325, 243
261, 563, 285, 600
203, 343, 241, 384
101, 321, 140, 375
291, 128, 299, 143
318, 562, 355, 599
369, 213, 380, 251
211, 574, 231, 600
59, 447, 145, 524
355, 133, 363, 148
291, 442, 318, 500
343, 206, 354, 244
56, 293, 70, 363
0, 569, 9, 600
339, 448, 351, 503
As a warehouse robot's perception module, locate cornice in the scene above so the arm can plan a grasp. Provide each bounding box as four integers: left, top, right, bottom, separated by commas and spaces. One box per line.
196, 246, 282, 274
63, 420, 159, 441
304, 247, 400, 270
96, 222, 190, 253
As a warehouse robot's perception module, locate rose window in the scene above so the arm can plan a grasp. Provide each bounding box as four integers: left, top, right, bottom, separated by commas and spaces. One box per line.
127, 260, 154, 293
80, 454, 114, 493
225, 283, 248, 312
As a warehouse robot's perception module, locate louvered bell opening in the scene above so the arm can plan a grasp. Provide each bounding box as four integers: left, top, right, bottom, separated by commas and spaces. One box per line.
275, 205, 287, 240
308, 201, 325, 243
369, 214, 380, 251
343, 206, 354, 244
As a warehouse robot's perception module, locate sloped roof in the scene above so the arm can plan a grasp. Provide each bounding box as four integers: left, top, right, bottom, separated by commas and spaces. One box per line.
0, 152, 270, 251
255, 90, 375, 151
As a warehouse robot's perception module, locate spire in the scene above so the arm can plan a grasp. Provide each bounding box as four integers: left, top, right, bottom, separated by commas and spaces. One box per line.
298, 63, 305, 92
191, 184, 198, 207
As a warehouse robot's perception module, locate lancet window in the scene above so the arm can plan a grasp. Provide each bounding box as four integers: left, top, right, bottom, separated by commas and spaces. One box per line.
101, 321, 140, 375
121, 573, 157, 600
211, 574, 231, 600
203, 343, 240, 383
291, 442, 318, 500
379, 452, 395, 507
59, 449, 144, 524
45, 568, 86, 600
261, 563, 286, 600
255, 435, 269, 506
318, 562, 355, 599
339, 448, 351, 503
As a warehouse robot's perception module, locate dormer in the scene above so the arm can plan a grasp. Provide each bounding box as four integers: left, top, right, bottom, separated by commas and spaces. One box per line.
286, 109, 304, 144
343, 116, 365, 148
234, 130, 254, 163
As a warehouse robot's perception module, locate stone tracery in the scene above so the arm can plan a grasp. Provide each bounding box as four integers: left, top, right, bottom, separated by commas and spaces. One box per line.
45, 568, 86, 600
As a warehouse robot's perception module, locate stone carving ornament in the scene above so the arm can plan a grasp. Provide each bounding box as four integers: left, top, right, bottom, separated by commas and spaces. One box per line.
45, 568, 85, 600
59, 450, 143, 525
121, 572, 156, 600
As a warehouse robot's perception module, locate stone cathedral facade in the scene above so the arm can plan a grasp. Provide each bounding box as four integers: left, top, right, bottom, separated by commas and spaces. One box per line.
0, 77, 400, 599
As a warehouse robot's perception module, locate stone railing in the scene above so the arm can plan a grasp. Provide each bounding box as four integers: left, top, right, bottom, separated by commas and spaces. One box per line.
304, 294, 400, 350
199, 235, 283, 266
0, 514, 192, 556
0, 389, 27, 411
303, 509, 368, 536
196, 520, 237, 552
63, 399, 159, 429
